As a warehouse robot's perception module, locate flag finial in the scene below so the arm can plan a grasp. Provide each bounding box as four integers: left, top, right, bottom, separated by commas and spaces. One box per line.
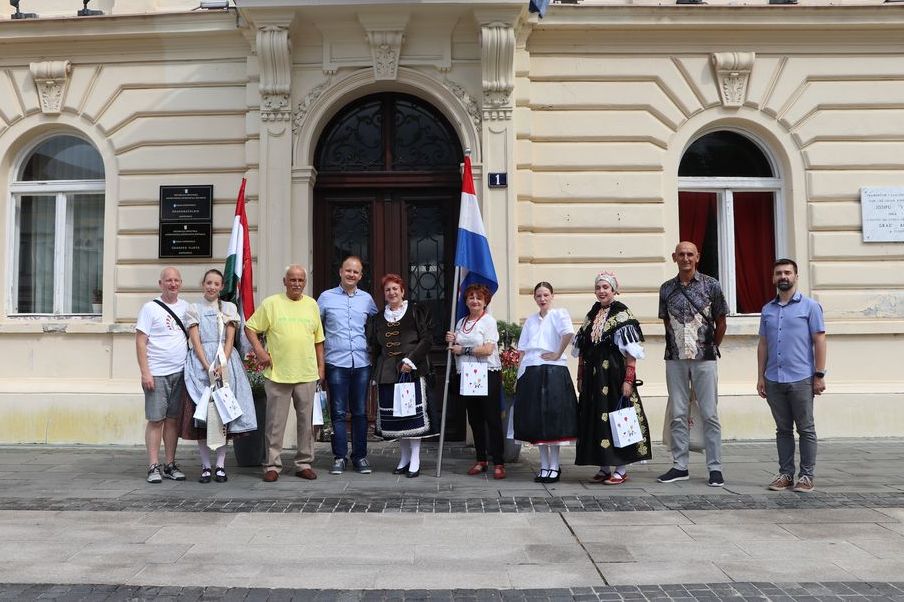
464, 147, 471, 157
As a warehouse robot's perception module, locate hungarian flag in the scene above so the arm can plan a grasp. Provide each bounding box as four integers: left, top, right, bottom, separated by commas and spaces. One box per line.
221, 178, 255, 320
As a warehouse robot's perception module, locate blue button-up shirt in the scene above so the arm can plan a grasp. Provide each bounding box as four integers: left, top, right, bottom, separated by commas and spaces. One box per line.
759, 291, 825, 383
317, 286, 378, 369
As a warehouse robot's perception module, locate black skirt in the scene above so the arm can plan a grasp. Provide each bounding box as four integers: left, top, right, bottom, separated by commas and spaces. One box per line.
513, 365, 578, 444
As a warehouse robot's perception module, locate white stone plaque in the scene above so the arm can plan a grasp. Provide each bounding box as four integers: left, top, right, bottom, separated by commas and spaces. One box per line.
861, 187, 904, 242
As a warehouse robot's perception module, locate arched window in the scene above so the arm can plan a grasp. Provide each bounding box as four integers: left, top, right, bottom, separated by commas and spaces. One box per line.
678, 130, 783, 314
10, 134, 105, 315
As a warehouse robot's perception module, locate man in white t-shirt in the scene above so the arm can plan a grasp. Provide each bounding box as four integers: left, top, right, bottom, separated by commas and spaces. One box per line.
136, 267, 190, 483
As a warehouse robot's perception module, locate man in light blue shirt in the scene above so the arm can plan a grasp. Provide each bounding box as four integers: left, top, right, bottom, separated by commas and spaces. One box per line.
757, 258, 826, 493
317, 256, 378, 474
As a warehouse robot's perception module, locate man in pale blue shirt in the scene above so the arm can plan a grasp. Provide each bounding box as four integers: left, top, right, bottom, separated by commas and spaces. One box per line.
757, 258, 826, 493
317, 256, 378, 474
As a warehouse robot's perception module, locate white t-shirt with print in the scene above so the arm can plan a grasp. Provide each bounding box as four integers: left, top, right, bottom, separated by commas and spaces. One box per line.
136, 297, 190, 376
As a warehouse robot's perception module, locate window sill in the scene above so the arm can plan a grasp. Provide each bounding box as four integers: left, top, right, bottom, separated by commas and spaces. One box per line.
0, 321, 134, 334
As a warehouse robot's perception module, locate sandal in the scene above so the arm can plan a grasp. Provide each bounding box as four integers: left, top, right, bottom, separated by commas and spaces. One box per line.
214, 466, 228, 483
604, 472, 628, 485
591, 470, 612, 483
493, 465, 506, 480
198, 467, 211, 484
467, 461, 488, 476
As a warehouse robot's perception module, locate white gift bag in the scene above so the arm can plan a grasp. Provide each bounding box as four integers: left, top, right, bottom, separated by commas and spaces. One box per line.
212, 383, 243, 423
610, 396, 643, 448
205, 399, 227, 450
393, 377, 417, 417
313, 385, 327, 426
459, 359, 488, 396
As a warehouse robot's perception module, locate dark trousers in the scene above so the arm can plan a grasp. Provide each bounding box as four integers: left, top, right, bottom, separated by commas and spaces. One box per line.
457, 370, 504, 465
764, 377, 817, 478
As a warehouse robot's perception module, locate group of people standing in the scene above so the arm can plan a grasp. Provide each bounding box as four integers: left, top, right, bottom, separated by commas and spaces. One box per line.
137, 243, 827, 493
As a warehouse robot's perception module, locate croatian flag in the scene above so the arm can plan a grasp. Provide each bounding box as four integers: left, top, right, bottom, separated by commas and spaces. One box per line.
454, 156, 498, 319
221, 178, 255, 320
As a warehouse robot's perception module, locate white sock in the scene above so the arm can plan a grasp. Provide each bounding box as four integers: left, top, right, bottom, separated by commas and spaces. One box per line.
615, 464, 627, 476
539, 445, 550, 471
197, 440, 211, 469
215, 445, 228, 468
549, 445, 561, 471
408, 438, 421, 473
397, 439, 412, 470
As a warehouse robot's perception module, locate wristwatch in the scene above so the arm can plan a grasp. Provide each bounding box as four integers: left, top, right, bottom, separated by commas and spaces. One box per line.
814, 370, 827, 379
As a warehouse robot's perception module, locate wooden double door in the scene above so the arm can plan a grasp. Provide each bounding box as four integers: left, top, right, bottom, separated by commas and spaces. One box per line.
313, 187, 466, 440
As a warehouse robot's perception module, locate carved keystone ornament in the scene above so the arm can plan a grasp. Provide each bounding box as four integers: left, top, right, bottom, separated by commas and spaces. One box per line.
30, 61, 71, 114
711, 52, 755, 108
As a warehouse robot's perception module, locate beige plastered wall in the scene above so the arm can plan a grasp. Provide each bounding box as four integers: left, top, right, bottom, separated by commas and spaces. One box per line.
516, 6, 904, 441
0, 11, 257, 443
1, 3, 903, 444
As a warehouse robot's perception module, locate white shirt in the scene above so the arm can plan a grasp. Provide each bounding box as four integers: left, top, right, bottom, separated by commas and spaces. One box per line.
136, 297, 190, 376
517, 308, 574, 379
453, 313, 501, 372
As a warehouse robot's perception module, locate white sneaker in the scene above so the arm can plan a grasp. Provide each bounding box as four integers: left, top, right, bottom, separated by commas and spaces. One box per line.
146, 464, 162, 484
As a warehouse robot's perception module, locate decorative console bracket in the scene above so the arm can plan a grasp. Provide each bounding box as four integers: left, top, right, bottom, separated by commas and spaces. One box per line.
711, 52, 755, 107
30, 61, 71, 114
258, 25, 292, 122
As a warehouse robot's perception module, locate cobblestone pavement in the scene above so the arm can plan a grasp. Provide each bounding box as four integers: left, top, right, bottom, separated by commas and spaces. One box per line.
1, 441, 904, 598
2, 582, 904, 601
2, 492, 903, 513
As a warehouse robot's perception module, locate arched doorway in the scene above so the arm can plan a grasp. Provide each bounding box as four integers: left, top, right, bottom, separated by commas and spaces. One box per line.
313, 92, 466, 439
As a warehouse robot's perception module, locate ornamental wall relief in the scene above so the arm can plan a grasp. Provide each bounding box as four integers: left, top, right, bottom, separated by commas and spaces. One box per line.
30, 61, 71, 114
711, 51, 755, 108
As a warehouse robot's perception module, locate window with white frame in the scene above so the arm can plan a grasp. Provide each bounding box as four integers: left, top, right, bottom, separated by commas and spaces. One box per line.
678, 130, 783, 315
10, 135, 105, 315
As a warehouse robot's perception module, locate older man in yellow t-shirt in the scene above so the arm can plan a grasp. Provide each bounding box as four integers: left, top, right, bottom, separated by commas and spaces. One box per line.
245, 264, 325, 482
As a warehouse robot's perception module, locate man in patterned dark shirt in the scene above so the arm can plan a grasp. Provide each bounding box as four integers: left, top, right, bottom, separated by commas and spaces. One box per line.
657, 242, 728, 487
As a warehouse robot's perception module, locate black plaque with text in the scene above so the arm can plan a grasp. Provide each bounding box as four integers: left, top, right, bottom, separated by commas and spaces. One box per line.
159, 186, 213, 223
159, 223, 212, 258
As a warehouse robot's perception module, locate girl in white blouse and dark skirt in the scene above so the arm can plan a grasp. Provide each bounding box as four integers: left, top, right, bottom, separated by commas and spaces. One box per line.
513, 282, 579, 483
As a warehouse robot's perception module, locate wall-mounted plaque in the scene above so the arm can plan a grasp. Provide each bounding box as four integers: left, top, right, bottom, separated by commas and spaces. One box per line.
159, 223, 212, 258
159, 186, 213, 223
488, 172, 508, 189
861, 187, 904, 242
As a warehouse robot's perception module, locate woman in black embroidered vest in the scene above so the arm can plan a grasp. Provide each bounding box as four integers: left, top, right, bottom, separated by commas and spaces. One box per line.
367, 273, 437, 478
574, 271, 652, 484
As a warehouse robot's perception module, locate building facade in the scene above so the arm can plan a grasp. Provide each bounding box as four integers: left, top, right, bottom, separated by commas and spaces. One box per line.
1, 0, 902, 444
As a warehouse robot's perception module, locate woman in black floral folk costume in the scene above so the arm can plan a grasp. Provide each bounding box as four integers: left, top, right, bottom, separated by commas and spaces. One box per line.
573, 271, 652, 484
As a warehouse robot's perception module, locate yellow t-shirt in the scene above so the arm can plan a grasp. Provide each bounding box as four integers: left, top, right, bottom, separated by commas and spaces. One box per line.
245, 294, 325, 383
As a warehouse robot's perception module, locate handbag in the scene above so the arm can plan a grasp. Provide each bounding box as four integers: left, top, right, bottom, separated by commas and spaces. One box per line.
610, 395, 643, 448
392, 373, 417, 417
313, 384, 327, 426
459, 358, 488, 396
212, 382, 243, 423
662, 394, 705, 453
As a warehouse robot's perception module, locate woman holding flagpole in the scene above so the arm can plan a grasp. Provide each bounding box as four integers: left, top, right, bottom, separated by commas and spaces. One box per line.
181, 268, 257, 483
368, 273, 436, 478
445, 283, 505, 479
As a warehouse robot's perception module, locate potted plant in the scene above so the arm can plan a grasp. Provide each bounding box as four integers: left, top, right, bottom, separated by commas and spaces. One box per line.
91, 288, 102, 314
497, 320, 522, 463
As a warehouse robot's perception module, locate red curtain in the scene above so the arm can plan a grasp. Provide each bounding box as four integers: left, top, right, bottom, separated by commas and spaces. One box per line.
733, 192, 775, 313
678, 192, 717, 250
